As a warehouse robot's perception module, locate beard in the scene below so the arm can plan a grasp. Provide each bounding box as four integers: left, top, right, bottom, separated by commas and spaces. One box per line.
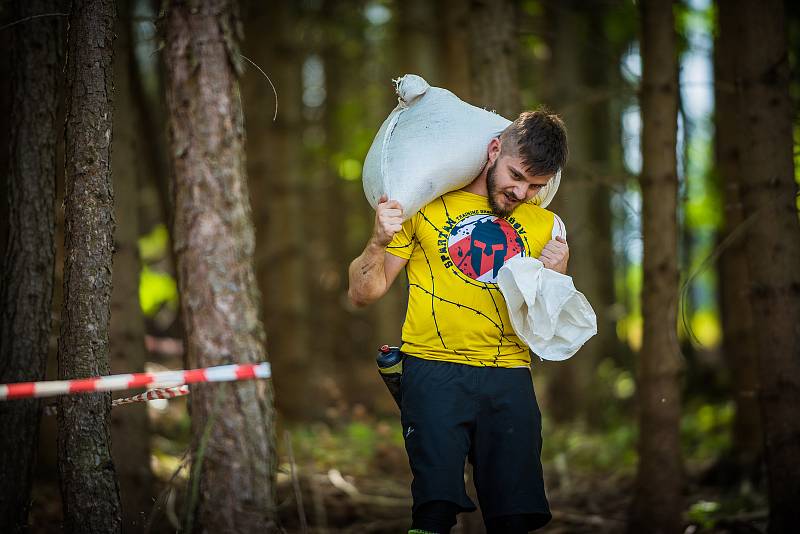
486, 161, 517, 217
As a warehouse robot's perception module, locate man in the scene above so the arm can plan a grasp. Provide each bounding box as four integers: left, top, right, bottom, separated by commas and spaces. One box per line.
348, 110, 569, 533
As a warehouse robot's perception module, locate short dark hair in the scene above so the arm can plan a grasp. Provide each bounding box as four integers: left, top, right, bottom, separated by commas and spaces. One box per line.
499, 108, 568, 177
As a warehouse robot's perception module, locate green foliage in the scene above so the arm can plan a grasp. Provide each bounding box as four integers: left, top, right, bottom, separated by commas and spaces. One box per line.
288, 420, 404, 476
596, 358, 636, 402
137, 224, 178, 316
338, 158, 363, 181
543, 420, 638, 473
537, 395, 736, 478
138, 223, 170, 262
688, 499, 721, 530
603, 0, 638, 52
616, 263, 642, 350
685, 309, 721, 348
686, 489, 767, 532
685, 138, 722, 230
139, 265, 178, 317
681, 401, 734, 463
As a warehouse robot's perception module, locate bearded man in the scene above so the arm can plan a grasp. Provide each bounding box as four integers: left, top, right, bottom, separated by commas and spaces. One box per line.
348, 109, 569, 534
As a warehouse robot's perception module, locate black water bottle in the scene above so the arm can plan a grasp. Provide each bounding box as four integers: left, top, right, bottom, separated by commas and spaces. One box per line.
376, 345, 404, 407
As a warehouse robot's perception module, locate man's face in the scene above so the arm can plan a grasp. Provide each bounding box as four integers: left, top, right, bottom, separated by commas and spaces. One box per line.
486, 151, 552, 217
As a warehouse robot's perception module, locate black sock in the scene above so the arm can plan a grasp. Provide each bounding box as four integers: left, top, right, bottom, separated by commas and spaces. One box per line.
485, 513, 532, 534
411, 500, 460, 533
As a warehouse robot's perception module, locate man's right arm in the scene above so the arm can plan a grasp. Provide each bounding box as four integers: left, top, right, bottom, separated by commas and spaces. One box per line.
348, 197, 408, 307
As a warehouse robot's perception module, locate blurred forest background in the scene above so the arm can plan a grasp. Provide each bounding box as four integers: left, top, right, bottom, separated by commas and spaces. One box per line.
1, 0, 799, 533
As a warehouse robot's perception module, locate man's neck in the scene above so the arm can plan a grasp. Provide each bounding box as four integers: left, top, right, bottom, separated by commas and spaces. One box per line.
461, 170, 488, 197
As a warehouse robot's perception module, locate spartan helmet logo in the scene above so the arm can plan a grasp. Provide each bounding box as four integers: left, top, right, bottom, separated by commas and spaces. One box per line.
469, 219, 508, 280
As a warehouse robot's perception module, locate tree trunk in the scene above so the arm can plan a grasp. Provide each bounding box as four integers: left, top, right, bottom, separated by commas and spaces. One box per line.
713, 0, 762, 480
720, 1, 800, 531
242, 1, 319, 420
109, 1, 154, 530
438, 0, 471, 100
397, 0, 440, 82
163, 1, 277, 531
467, 0, 520, 117
627, 1, 684, 533
58, 1, 123, 532
0, 3, 12, 257
542, 0, 619, 425
0, 1, 63, 531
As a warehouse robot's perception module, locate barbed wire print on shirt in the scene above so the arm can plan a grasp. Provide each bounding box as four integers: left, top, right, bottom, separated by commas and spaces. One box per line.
392, 197, 532, 366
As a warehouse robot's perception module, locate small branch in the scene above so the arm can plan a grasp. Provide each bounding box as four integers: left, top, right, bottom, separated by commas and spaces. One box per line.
327, 469, 411, 508
286, 432, 308, 533
0, 12, 68, 31
240, 53, 278, 121
551, 509, 625, 527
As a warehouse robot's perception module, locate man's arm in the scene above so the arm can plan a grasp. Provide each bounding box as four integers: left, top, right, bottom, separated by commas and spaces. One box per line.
348, 196, 408, 307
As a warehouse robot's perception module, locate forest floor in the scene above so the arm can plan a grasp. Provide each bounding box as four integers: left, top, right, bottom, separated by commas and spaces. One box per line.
25, 396, 767, 533
27, 439, 769, 534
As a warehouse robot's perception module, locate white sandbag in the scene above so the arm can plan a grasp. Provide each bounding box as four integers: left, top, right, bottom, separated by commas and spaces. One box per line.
363, 74, 561, 221
496, 256, 597, 361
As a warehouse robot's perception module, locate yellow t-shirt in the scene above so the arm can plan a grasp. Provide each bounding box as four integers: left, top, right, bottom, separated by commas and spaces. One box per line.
387, 190, 558, 367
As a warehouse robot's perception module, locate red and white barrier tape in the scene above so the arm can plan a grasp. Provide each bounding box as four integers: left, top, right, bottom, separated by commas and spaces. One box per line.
42, 385, 191, 416
112, 385, 190, 406
0, 362, 271, 401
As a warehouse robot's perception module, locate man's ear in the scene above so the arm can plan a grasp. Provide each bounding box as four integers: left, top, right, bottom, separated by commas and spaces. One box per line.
487, 137, 501, 164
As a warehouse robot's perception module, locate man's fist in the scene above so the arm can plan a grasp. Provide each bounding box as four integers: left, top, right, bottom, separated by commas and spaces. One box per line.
538, 235, 569, 274
372, 195, 404, 247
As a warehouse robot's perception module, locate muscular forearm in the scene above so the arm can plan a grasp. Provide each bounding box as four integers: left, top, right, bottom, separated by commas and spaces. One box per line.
348, 240, 388, 307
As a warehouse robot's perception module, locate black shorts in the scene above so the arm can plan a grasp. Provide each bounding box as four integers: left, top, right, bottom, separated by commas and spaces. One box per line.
400, 355, 551, 529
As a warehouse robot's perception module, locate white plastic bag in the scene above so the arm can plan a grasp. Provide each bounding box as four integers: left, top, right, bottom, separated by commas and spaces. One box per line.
496, 256, 597, 361
362, 74, 560, 220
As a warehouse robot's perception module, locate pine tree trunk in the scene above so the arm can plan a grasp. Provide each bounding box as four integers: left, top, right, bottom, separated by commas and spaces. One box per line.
242, 1, 318, 420
109, 1, 154, 529
543, 0, 619, 425
397, 0, 441, 82
720, 1, 800, 530
627, 1, 684, 533
58, 0, 123, 532
467, 0, 520, 117
163, 1, 277, 531
0, 1, 63, 531
438, 0, 471, 100
713, 1, 762, 480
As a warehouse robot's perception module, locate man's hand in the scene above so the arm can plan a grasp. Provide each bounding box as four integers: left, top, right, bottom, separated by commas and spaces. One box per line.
372, 195, 404, 247
538, 236, 569, 274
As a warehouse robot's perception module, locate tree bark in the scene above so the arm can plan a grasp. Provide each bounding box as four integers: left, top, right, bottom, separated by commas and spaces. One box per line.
397, 0, 441, 82
109, 1, 154, 530
713, 0, 762, 480
0, 1, 63, 531
242, 1, 318, 420
542, 0, 619, 425
438, 0, 471, 100
720, 1, 800, 531
467, 0, 520, 117
57, 0, 123, 532
163, 1, 277, 531
627, 1, 684, 533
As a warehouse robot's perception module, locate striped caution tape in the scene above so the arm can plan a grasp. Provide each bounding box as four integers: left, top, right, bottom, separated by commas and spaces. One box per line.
41, 385, 192, 416
0, 362, 271, 401
112, 385, 191, 407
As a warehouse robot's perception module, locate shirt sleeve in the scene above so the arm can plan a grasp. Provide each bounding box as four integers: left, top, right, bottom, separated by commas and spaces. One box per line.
551, 213, 567, 241
385, 214, 417, 260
